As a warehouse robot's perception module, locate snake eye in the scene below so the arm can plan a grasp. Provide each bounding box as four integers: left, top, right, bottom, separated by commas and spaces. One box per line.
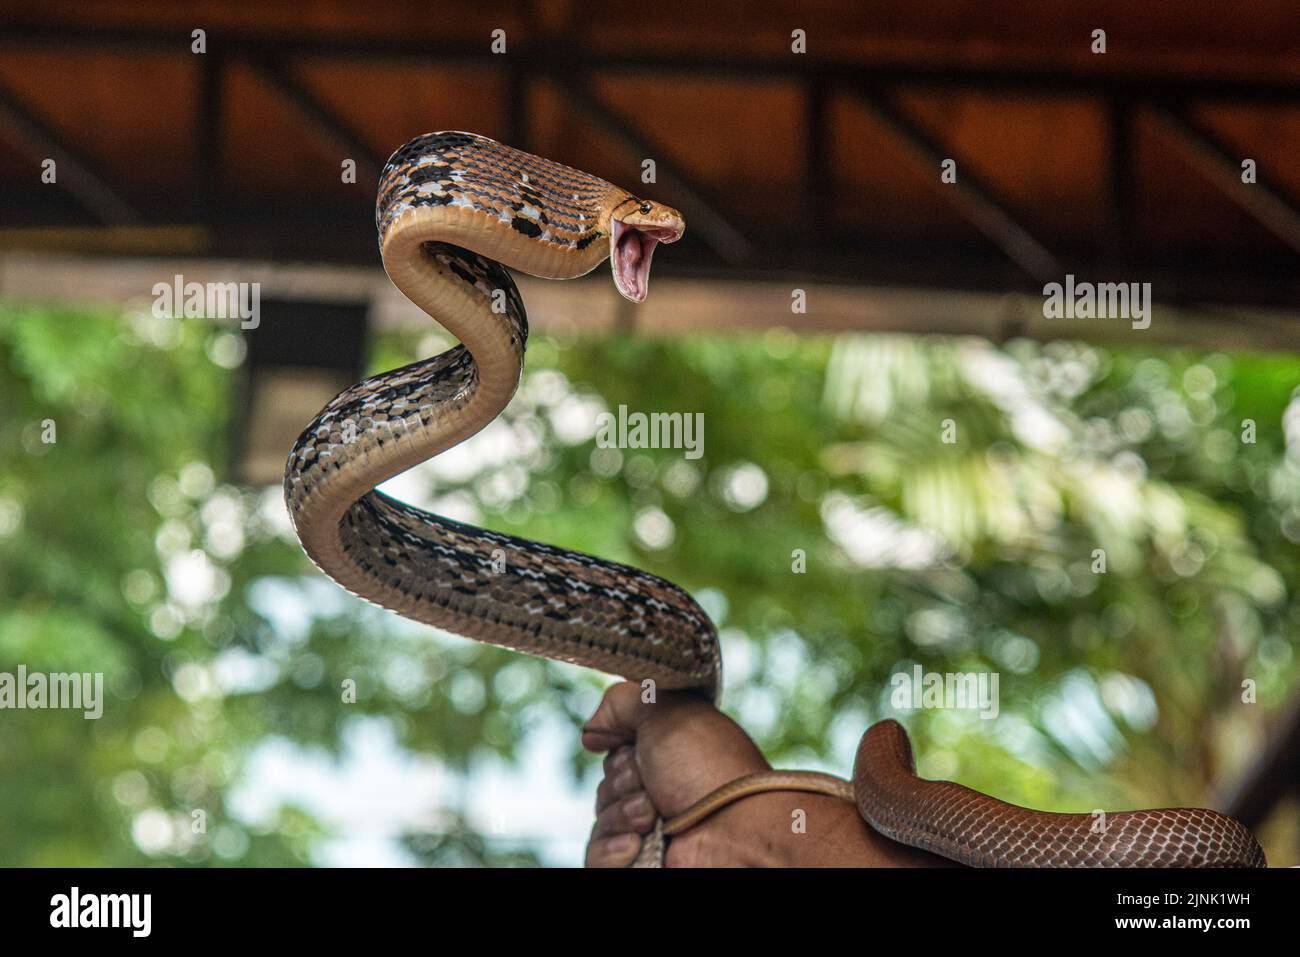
639, 202, 652, 214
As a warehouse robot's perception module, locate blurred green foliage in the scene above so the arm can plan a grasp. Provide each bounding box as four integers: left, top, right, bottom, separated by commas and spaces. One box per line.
1, 303, 1297, 866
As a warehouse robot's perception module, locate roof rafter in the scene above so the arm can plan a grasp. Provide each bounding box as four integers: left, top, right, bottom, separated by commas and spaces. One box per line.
850, 87, 1062, 284
0, 78, 140, 225
1146, 101, 1300, 256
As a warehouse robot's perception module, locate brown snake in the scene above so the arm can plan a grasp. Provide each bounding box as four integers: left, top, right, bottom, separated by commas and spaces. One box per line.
284, 131, 1266, 868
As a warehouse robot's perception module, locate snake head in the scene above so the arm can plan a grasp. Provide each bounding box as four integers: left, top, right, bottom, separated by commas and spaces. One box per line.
610, 199, 685, 303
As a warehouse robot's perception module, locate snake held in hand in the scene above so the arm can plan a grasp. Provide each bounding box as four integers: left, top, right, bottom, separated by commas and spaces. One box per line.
284, 131, 1266, 868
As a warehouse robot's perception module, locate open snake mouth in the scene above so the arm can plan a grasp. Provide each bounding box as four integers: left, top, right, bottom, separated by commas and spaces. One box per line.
611, 220, 683, 303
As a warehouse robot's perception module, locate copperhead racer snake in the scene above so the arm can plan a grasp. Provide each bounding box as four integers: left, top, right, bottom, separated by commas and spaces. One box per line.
284, 131, 1266, 868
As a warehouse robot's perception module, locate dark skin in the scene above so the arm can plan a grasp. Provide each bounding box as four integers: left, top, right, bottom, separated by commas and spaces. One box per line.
581, 682, 952, 867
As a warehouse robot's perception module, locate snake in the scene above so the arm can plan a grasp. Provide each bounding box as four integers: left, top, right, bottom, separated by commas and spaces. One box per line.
283, 131, 1267, 868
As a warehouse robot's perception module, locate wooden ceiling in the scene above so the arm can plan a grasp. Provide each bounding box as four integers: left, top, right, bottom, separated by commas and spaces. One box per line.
1, 0, 1299, 319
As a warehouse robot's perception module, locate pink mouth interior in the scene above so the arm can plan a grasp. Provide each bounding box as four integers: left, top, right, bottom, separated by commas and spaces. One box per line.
611, 221, 681, 302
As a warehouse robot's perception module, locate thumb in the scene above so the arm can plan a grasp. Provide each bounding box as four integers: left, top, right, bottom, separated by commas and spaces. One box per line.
582, 681, 769, 818
580, 681, 655, 754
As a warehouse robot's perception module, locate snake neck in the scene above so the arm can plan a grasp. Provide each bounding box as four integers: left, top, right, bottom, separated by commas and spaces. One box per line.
285, 220, 526, 578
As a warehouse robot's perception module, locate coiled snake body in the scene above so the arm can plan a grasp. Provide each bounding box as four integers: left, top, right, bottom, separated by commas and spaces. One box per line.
284, 131, 1265, 868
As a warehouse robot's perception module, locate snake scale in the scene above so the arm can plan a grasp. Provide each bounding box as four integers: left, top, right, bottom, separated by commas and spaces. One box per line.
283, 131, 1266, 868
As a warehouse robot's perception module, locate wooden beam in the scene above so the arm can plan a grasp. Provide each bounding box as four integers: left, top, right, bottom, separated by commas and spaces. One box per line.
245, 55, 383, 186
5, 24, 1300, 104
851, 89, 1063, 285
1147, 102, 1300, 256
5, 253, 1297, 353
0, 80, 140, 225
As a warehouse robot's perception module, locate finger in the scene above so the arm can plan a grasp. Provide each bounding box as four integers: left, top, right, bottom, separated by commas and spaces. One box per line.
596, 750, 641, 813
593, 790, 658, 838
586, 831, 642, 868
580, 682, 649, 753
602, 744, 635, 778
